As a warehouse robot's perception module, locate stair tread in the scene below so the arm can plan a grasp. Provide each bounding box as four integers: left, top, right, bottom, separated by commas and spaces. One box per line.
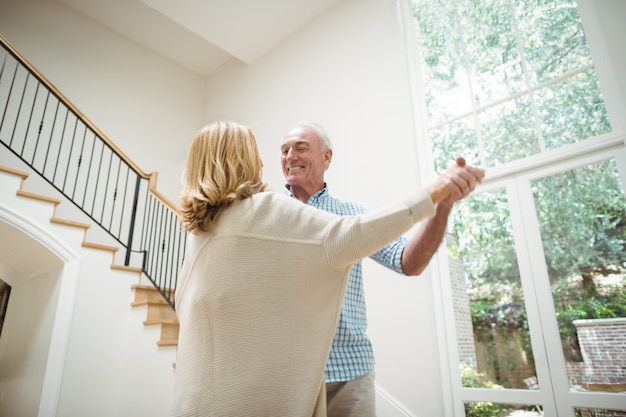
157, 340, 178, 347
50, 217, 91, 229
16, 189, 61, 205
132, 284, 175, 292
143, 319, 179, 326
131, 299, 169, 307
0, 165, 29, 179
111, 264, 142, 273
82, 241, 119, 252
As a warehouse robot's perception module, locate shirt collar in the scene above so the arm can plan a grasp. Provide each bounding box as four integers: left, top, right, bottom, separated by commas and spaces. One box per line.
284, 184, 329, 205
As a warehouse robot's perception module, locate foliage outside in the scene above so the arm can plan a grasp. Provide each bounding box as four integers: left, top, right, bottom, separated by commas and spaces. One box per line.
461, 363, 541, 417
412, 0, 611, 173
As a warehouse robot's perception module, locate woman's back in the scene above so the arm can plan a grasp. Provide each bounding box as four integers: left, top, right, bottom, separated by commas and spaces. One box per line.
171, 190, 434, 416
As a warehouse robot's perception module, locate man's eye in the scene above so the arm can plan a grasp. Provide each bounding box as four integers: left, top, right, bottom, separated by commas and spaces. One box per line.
297, 147, 307, 151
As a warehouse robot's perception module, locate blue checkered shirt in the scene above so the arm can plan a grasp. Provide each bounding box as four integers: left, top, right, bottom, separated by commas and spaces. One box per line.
284, 185, 408, 382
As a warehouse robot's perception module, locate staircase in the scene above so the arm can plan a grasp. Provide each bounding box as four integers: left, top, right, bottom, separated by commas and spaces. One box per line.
131, 284, 179, 347
0, 163, 178, 416
0, 164, 179, 349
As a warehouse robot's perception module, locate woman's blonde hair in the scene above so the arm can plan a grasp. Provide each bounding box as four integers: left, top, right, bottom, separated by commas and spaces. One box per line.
179, 121, 266, 234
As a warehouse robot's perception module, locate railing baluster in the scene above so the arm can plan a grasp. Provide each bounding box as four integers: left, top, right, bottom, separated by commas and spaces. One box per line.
2, 63, 19, 145
109, 158, 121, 232
117, 166, 130, 238
164, 211, 172, 292
90, 141, 105, 215
100, 151, 113, 223
32, 90, 50, 166
150, 198, 161, 278
0, 49, 8, 84
124, 175, 142, 266
42, 100, 60, 175
81, 131, 96, 207
52, 107, 69, 184
21, 80, 39, 156
151, 202, 164, 280
72, 126, 87, 200
9, 70, 29, 150
62, 117, 79, 192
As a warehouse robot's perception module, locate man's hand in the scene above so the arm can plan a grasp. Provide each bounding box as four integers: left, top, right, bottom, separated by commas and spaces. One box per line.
427, 157, 485, 205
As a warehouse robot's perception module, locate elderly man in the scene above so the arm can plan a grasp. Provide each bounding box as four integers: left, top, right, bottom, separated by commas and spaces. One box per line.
280, 120, 483, 417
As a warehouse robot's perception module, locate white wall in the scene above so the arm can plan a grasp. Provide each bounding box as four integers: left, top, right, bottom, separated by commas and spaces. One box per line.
0, 0, 206, 202
202, 0, 442, 415
0, 266, 63, 417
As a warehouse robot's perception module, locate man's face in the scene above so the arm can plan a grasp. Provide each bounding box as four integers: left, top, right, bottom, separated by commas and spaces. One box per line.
280, 126, 331, 190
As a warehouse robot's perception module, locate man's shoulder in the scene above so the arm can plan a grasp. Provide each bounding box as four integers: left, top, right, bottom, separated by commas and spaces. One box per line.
321, 193, 368, 215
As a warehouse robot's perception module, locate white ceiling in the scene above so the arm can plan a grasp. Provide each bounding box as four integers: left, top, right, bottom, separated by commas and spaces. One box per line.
60, 0, 342, 76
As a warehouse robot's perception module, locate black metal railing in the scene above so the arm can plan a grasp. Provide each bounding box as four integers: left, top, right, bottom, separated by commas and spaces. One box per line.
0, 34, 184, 309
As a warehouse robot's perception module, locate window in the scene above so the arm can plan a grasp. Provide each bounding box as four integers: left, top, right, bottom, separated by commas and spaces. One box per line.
410, 0, 626, 415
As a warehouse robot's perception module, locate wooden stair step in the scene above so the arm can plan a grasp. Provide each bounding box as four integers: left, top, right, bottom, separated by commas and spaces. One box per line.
111, 264, 142, 274
140, 301, 178, 322
160, 321, 179, 341
16, 189, 61, 205
157, 339, 178, 347
143, 319, 179, 326
131, 299, 168, 308
0, 165, 29, 179
132, 284, 175, 304
82, 241, 119, 253
50, 217, 91, 230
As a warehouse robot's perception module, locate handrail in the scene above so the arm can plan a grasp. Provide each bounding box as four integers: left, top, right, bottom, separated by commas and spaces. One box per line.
0, 34, 184, 309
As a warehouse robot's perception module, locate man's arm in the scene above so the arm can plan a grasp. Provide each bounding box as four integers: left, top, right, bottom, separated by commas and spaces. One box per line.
400, 200, 453, 276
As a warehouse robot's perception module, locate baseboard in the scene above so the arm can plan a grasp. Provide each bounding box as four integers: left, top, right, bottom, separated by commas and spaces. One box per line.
375, 385, 416, 417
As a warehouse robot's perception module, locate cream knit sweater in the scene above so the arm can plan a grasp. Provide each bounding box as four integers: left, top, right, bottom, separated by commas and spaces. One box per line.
170, 190, 435, 417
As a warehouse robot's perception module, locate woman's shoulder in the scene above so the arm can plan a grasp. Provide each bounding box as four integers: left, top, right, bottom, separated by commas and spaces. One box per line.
253, 190, 305, 206
250, 191, 338, 222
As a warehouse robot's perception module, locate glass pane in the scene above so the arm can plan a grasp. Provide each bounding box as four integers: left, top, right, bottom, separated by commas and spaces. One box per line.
479, 96, 539, 166
465, 401, 543, 417
462, 0, 525, 106
450, 190, 538, 389
536, 70, 612, 149
431, 117, 480, 174
413, 0, 473, 125
514, 0, 593, 85
531, 159, 626, 393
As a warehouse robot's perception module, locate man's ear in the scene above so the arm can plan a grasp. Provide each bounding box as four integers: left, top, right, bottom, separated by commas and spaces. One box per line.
324, 149, 333, 169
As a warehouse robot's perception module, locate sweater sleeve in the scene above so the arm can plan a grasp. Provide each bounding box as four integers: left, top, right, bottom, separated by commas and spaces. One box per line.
324, 189, 435, 268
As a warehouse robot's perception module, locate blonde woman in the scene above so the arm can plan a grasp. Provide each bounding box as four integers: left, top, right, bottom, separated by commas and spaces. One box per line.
171, 121, 484, 417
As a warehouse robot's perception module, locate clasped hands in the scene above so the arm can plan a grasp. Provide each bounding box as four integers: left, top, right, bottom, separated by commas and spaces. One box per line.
427, 157, 486, 205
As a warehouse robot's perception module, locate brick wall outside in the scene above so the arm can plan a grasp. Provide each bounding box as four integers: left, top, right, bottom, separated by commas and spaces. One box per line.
574, 318, 626, 387
449, 256, 477, 369
447, 254, 626, 394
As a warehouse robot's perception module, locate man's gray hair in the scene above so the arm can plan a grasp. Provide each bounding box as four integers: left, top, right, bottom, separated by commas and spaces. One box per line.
293, 120, 333, 151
